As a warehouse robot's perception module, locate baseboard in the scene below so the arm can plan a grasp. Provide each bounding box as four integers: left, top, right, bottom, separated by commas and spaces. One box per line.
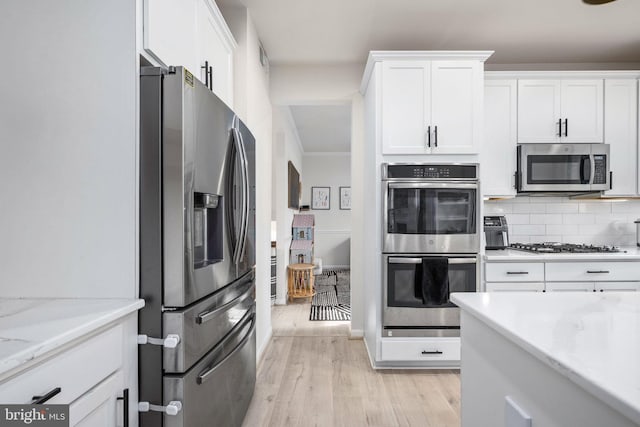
256, 328, 273, 370
349, 328, 364, 339
363, 335, 376, 369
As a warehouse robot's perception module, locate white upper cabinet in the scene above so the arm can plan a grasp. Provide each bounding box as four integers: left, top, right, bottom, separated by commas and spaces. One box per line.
517, 79, 603, 143
604, 79, 638, 196
381, 61, 431, 154
374, 53, 490, 155
144, 0, 236, 107
483, 79, 517, 197
431, 61, 482, 154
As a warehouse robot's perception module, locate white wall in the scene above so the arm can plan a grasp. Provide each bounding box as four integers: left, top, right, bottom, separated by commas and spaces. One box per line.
272, 107, 304, 304
485, 197, 639, 246
0, 0, 137, 298
302, 153, 351, 267
219, 4, 274, 361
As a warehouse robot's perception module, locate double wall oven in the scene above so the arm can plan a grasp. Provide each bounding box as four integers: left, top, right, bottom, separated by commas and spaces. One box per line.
382, 163, 480, 337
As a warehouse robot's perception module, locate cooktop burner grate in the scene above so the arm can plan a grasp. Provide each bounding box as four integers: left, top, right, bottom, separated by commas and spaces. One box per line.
509, 242, 621, 253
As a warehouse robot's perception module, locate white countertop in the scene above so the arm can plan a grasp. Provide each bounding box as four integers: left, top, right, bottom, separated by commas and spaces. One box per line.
451, 292, 640, 425
0, 298, 144, 381
485, 246, 640, 261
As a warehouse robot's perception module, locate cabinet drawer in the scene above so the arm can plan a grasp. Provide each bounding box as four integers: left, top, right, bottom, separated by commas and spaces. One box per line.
380, 338, 460, 362
596, 281, 640, 292
545, 282, 594, 292
485, 282, 545, 292
0, 325, 123, 404
545, 262, 640, 282
485, 262, 544, 282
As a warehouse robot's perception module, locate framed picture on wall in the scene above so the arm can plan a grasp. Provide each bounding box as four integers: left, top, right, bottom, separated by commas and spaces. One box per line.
339, 186, 351, 210
288, 161, 300, 209
311, 187, 330, 210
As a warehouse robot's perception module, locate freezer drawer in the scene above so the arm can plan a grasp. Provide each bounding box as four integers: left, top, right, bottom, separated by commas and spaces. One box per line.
163, 270, 254, 373
164, 307, 256, 427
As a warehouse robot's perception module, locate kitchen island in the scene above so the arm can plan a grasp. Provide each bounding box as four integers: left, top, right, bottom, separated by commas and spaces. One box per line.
451, 292, 640, 427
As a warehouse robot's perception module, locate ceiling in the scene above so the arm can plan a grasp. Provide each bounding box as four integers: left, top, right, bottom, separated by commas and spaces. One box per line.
221, 0, 640, 66
220, 0, 640, 153
289, 105, 351, 153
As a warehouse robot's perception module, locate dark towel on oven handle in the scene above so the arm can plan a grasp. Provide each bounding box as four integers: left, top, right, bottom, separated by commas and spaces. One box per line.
414, 257, 449, 305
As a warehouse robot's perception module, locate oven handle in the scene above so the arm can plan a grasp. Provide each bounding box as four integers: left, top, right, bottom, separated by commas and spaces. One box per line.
388, 257, 477, 265
388, 182, 478, 190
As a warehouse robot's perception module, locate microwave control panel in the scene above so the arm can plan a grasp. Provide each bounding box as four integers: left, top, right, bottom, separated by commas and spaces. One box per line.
383, 164, 478, 180
593, 155, 607, 184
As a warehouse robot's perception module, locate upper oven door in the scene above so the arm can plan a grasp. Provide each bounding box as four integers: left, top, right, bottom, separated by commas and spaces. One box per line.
383, 182, 479, 253
518, 143, 609, 192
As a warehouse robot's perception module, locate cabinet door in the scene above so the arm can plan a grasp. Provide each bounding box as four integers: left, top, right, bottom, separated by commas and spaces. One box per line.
381, 61, 431, 154
485, 282, 545, 292
483, 80, 517, 196
430, 61, 481, 154
604, 79, 638, 196
196, 0, 234, 108
545, 282, 594, 292
596, 282, 640, 292
143, 0, 199, 74
69, 372, 124, 427
560, 80, 604, 143
517, 80, 561, 143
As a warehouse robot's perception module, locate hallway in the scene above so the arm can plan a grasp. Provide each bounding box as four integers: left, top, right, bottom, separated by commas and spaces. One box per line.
242, 302, 461, 427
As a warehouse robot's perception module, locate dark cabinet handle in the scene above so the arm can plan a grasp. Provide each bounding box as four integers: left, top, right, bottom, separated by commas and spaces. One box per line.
434, 126, 438, 147
564, 118, 568, 137
587, 270, 610, 274
421, 350, 443, 355
506, 271, 529, 275
201, 60, 210, 88
208, 65, 213, 90
427, 125, 431, 148
117, 388, 129, 427
557, 119, 562, 137
609, 171, 613, 190
32, 387, 61, 404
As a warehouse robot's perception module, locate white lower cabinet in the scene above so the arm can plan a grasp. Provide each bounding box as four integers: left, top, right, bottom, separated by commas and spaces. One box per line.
545, 282, 594, 292
0, 316, 136, 427
70, 372, 123, 427
485, 282, 545, 292
380, 338, 460, 362
485, 260, 640, 293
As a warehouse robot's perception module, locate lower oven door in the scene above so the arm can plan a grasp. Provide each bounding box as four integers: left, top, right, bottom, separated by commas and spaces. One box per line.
383, 254, 477, 337
163, 306, 256, 427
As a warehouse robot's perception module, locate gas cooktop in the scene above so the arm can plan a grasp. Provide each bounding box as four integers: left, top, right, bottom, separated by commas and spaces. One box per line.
510, 242, 621, 254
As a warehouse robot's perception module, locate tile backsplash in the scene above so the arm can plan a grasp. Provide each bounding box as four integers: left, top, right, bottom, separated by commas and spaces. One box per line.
484, 197, 640, 246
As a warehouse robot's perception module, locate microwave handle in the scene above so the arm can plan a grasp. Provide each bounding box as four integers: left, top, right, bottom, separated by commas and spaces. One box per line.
580, 156, 591, 184
388, 257, 477, 265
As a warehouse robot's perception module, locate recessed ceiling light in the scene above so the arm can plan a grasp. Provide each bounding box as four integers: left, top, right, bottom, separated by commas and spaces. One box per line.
582, 0, 617, 4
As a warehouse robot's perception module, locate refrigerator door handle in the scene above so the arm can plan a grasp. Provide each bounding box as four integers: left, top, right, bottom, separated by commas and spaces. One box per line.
233, 117, 250, 264
196, 312, 256, 385
226, 130, 240, 264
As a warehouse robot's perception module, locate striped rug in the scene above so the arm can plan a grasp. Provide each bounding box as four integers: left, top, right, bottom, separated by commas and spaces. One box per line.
309, 269, 351, 321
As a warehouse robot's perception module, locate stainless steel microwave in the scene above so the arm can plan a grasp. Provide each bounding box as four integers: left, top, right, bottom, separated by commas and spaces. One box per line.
516, 143, 610, 193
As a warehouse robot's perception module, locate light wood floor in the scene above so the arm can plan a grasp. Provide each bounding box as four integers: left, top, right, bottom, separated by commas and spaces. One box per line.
242, 301, 461, 427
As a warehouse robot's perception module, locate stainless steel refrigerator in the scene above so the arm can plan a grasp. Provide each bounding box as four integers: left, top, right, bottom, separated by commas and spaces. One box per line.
139, 66, 256, 427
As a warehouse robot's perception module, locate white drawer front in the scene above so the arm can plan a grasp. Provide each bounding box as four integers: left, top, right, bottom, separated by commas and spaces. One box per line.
0, 325, 123, 404
596, 281, 640, 292
485, 262, 544, 282
545, 262, 640, 282
485, 282, 545, 292
545, 282, 595, 292
380, 339, 460, 362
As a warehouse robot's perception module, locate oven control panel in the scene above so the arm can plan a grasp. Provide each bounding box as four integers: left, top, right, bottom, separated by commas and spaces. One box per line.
383, 163, 478, 180
592, 155, 607, 184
